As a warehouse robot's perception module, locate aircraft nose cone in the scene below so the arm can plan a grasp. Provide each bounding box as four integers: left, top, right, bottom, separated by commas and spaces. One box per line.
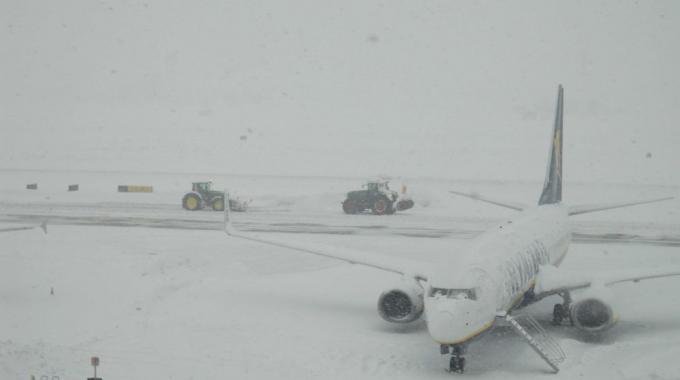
426, 303, 476, 344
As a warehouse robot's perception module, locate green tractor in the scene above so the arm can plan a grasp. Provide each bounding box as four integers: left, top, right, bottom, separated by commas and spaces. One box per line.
182, 182, 249, 212
342, 180, 414, 215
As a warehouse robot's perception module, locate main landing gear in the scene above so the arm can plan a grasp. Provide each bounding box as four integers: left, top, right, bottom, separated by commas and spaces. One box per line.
552, 291, 573, 326
441, 344, 466, 373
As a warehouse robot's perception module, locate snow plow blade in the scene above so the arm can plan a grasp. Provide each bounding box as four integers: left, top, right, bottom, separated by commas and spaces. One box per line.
396, 199, 414, 211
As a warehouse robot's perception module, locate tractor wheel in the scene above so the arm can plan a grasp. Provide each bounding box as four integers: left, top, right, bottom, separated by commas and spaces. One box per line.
212, 197, 225, 211
372, 198, 389, 215
182, 193, 202, 211
342, 199, 358, 214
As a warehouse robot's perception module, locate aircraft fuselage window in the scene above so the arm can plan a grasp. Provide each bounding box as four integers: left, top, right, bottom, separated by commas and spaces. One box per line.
429, 287, 477, 300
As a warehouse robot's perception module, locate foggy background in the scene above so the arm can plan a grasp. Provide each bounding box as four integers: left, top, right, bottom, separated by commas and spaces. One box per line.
2, 1, 678, 184
3, 3, 680, 379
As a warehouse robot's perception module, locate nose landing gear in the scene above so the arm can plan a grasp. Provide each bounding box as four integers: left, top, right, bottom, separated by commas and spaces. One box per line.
552, 292, 572, 326
441, 344, 466, 373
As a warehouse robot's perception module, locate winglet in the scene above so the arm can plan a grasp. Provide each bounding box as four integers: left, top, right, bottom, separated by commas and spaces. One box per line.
224, 190, 234, 235
538, 85, 564, 205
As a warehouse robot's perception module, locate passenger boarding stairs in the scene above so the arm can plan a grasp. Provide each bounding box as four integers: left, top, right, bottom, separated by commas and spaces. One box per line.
500, 312, 566, 373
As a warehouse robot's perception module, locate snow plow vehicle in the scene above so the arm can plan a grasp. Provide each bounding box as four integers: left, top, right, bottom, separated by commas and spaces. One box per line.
182, 182, 249, 212
342, 180, 414, 215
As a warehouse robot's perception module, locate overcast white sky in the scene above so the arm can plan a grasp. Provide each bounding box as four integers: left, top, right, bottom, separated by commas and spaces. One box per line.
2, 1, 678, 184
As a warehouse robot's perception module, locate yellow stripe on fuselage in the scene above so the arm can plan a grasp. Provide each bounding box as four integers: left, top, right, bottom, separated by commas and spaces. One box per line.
507, 278, 537, 310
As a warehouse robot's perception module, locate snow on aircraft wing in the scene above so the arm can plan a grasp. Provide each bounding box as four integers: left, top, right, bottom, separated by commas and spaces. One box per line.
448, 190, 528, 211
223, 192, 430, 281
568, 197, 674, 216
534, 265, 680, 299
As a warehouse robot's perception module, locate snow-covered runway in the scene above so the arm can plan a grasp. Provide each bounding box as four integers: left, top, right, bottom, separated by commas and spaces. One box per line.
2, 171, 679, 379
2, 199, 679, 246
3, 226, 680, 380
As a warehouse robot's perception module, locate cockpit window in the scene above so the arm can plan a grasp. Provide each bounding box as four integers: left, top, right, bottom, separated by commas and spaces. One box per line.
429, 287, 477, 300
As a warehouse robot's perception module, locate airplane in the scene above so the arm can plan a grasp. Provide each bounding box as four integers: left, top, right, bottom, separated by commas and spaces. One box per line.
223, 85, 678, 373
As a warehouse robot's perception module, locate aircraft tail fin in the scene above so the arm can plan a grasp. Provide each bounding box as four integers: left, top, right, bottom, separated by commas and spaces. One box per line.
538, 85, 564, 205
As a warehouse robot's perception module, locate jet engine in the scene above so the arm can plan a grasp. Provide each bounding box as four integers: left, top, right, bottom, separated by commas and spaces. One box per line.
377, 280, 424, 323
570, 292, 616, 333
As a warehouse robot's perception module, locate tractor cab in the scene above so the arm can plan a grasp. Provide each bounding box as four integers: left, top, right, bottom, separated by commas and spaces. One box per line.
363, 180, 396, 200
192, 182, 213, 193
364, 181, 390, 193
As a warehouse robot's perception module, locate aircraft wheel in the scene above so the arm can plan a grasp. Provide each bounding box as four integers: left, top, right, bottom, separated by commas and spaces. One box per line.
449, 356, 465, 373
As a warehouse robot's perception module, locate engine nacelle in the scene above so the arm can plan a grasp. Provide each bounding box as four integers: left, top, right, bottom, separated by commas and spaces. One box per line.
570, 291, 616, 333
377, 280, 424, 323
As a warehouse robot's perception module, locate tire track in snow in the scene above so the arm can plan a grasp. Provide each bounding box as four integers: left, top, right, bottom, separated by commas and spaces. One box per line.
1, 202, 679, 246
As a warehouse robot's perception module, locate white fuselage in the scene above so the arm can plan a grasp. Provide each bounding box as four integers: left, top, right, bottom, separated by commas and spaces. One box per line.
424, 204, 571, 344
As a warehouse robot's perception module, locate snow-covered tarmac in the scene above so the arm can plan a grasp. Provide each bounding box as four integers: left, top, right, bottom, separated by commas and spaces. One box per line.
2, 170, 680, 379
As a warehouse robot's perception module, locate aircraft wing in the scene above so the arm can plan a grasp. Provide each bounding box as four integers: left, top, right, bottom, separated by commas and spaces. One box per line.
223, 193, 430, 281
600, 269, 680, 286
534, 265, 680, 299
568, 197, 674, 216
449, 190, 527, 211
